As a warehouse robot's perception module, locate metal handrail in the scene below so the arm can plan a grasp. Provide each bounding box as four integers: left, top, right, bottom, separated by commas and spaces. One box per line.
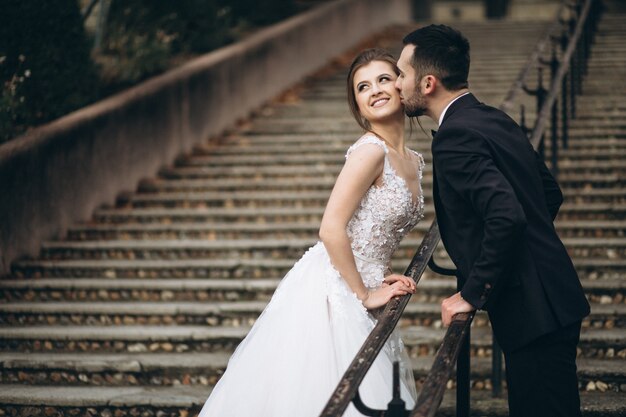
319, 221, 447, 417
410, 312, 474, 417
529, 0, 596, 150
500, 2, 569, 115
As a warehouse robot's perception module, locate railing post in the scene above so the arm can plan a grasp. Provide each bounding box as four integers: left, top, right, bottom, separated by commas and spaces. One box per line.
388, 362, 409, 417
560, 30, 570, 148
566, 14, 581, 118
522, 67, 548, 156
549, 46, 560, 178
520, 105, 530, 138
491, 339, 503, 397
569, 48, 577, 119
456, 280, 470, 417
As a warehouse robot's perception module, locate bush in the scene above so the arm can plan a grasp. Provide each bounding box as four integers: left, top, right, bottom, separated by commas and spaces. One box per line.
100, 0, 300, 93
225, 0, 297, 26
0, 0, 303, 142
0, 0, 99, 143
99, 0, 233, 92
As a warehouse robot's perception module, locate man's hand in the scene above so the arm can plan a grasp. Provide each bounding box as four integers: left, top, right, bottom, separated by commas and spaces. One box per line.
441, 292, 476, 326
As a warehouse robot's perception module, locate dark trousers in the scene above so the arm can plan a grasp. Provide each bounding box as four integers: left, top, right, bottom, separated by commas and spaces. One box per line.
504, 321, 582, 417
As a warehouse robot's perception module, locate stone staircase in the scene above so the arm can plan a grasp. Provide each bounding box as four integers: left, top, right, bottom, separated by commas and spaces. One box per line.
1, 13, 625, 417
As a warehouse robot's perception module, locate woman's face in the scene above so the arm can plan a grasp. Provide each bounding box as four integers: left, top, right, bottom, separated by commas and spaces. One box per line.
353, 60, 403, 126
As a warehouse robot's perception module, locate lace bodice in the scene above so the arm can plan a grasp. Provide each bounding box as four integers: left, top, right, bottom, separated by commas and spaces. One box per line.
344, 135, 425, 288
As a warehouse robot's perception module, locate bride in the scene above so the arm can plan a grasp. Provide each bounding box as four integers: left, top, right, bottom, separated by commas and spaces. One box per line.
198, 48, 425, 417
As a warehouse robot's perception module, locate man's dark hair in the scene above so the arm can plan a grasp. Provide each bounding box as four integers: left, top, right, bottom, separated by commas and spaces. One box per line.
403, 24, 470, 91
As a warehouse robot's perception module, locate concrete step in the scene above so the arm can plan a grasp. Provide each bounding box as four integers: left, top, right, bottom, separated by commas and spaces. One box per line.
241, 121, 626, 136
2, 277, 622, 305
432, 390, 626, 417
176, 149, 624, 168
36, 237, 626, 262
300, 88, 518, 102
120, 189, 626, 209
137, 174, 625, 194
0, 301, 622, 330
196, 138, 626, 156
562, 188, 626, 204
10, 256, 626, 281
0, 326, 622, 363
268, 102, 626, 118
63, 220, 626, 241
89, 204, 626, 225
194, 130, 623, 148
159, 161, 626, 180
0, 386, 622, 417
0, 385, 208, 417
2, 276, 623, 305
569, 118, 626, 128
1, 352, 623, 391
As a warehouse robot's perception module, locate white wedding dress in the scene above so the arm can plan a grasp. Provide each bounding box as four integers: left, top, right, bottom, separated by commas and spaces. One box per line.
198, 135, 425, 417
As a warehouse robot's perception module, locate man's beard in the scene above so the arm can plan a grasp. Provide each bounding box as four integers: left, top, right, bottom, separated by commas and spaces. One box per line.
403, 90, 427, 117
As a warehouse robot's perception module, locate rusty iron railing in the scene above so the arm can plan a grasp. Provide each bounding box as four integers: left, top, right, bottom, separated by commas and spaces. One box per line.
319, 221, 452, 417
524, 0, 601, 179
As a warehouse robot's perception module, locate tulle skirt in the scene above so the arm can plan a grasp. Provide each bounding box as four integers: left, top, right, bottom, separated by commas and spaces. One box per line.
198, 242, 417, 417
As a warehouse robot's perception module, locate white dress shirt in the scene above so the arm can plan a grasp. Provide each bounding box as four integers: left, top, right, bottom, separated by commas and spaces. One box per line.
438, 91, 471, 126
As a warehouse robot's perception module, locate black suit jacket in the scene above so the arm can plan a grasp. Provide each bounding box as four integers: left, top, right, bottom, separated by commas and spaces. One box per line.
432, 93, 590, 352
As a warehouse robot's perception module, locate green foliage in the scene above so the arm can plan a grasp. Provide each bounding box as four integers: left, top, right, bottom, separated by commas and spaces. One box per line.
0, 0, 303, 142
100, 0, 232, 91
0, 0, 99, 143
224, 0, 298, 26
100, 0, 300, 92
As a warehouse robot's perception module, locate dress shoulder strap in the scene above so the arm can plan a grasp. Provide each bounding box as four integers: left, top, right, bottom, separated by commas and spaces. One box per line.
345, 134, 388, 159
409, 149, 426, 180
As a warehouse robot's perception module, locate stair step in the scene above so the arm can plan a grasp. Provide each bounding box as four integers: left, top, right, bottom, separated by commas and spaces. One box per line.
174, 150, 625, 167
36, 237, 626, 262
89, 204, 626, 225
203, 130, 624, 147
196, 140, 626, 157
2, 278, 622, 305
243, 123, 626, 136
118, 189, 626, 208
144, 172, 625, 190
0, 278, 282, 303
0, 325, 623, 357
0, 352, 622, 390
0, 386, 622, 417
0, 384, 208, 412
270, 99, 625, 115
124, 189, 625, 203
159, 162, 626, 180
63, 219, 624, 241
0, 302, 622, 329
10, 256, 626, 280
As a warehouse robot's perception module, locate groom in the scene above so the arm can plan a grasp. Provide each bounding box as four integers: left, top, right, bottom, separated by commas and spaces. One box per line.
395, 25, 590, 416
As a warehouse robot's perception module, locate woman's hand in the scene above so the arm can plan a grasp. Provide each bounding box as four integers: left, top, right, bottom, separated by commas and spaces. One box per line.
383, 274, 416, 292
361, 275, 416, 310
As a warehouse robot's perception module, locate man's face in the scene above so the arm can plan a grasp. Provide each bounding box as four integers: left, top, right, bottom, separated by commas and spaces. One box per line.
396, 44, 427, 117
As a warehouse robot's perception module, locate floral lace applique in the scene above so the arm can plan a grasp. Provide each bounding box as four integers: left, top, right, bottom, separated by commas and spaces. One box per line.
344, 135, 425, 289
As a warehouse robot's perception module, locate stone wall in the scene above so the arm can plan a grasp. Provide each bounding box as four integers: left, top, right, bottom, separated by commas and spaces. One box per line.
0, 0, 412, 273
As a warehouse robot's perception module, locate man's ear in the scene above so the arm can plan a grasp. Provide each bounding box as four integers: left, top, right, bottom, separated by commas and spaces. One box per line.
422, 75, 437, 96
